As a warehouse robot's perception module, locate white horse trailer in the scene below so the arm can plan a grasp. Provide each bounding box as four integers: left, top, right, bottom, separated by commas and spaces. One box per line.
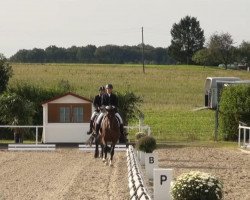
204, 77, 241, 109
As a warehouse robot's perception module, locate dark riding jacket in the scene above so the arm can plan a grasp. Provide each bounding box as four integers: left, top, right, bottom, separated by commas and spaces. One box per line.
93, 94, 102, 111
101, 93, 118, 108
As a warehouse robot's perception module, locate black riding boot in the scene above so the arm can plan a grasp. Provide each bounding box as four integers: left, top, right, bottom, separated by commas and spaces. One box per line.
94, 124, 101, 146
95, 123, 100, 135
87, 120, 94, 135
119, 124, 126, 143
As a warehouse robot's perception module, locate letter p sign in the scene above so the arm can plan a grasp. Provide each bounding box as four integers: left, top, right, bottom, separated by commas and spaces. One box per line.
154, 169, 173, 200
160, 175, 167, 185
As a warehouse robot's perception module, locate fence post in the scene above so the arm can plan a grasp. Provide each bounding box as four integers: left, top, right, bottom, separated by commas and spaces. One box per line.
249, 128, 250, 145
244, 128, 246, 147
148, 127, 151, 136
36, 127, 38, 145
238, 126, 241, 147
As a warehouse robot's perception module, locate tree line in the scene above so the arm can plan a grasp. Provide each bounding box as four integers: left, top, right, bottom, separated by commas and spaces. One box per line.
168, 16, 250, 69
10, 44, 175, 65
7, 15, 250, 68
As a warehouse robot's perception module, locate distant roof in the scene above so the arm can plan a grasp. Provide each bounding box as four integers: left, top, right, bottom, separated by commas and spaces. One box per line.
42, 92, 92, 105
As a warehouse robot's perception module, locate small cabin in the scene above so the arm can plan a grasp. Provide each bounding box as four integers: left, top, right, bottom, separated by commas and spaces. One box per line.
204, 77, 241, 109
42, 92, 92, 143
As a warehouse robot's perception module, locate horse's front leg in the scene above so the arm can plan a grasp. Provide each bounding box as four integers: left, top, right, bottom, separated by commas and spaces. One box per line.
109, 144, 115, 166
103, 144, 108, 164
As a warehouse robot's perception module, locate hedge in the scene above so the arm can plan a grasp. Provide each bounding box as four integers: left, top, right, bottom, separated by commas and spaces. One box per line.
219, 84, 250, 140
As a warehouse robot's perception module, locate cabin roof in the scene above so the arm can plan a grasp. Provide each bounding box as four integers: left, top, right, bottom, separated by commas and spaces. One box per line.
42, 92, 92, 105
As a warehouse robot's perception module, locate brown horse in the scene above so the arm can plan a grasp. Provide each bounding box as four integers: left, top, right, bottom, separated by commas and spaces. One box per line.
94, 106, 120, 166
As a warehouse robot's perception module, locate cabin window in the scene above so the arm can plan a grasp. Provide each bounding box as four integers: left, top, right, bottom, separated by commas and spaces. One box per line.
73, 107, 84, 123
48, 103, 90, 123
60, 107, 70, 123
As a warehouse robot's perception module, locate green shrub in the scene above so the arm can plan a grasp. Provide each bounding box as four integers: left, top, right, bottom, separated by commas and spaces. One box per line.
219, 84, 250, 140
171, 171, 223, 200
136, 136, 156, 153
9, 81, 70, 125
135, 132, 147, 140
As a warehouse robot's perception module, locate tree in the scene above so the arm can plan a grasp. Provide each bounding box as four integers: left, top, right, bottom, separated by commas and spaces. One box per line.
0, 92, 35, 142
10, 49, 29, 62
207, 32, 234, 69
237, 41, 250, 66
94, 45, 124, 63
45, 45, 67, 62
76, 45, 97, 63
0, 54, 13, 93
116, 91, 143, 127
192, 48, 210, 66
27, 48, 46, 63
169, 16, 205, 64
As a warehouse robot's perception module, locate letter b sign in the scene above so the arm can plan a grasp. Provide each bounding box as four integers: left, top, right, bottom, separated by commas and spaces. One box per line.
149, 156, 154, 164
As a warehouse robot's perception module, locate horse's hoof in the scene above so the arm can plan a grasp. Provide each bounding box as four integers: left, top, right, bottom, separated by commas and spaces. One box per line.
94, 154, 98, 158
102, 158, 106, 162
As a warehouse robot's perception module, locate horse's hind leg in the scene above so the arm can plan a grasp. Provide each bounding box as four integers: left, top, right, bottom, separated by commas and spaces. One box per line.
100, 143, 104, 159
94, 135, 99, 158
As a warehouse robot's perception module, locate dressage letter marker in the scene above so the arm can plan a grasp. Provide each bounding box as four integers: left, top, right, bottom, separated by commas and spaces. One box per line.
145, 153, 158, 180
139, 151, 145, 166
154, 168, 173, 200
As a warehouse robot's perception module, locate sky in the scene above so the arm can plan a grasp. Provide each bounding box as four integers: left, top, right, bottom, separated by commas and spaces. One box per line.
0, 0, 250, 58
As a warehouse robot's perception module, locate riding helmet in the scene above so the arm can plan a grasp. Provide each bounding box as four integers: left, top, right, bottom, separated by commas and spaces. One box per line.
99, 86, 105, 91
105, 84, 113, 89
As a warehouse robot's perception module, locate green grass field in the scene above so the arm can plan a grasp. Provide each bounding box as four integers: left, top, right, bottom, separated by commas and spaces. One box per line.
9, 63, 250, 141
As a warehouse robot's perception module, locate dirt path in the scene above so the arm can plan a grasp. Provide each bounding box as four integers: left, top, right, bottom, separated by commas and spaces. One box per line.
0, 149, 129, 200
157, 147, 250, 200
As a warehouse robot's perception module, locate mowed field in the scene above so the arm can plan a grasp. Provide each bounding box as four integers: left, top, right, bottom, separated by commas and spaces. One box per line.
9, 63, 250, 141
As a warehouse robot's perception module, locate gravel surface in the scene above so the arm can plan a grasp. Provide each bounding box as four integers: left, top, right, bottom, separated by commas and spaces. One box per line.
0, 149, 129, 200
156, 146, 250, 200
1, 147, 249, 200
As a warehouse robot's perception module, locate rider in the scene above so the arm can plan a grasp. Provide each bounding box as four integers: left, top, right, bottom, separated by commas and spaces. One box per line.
95, 84, 125, 143
87, 86, 106, 135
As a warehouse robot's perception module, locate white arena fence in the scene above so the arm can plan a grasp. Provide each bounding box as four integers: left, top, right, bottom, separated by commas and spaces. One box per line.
79, 144, 127, 151
238, 124, 250, 149
127, 145, 152, 200
0, 125, 56, 151
124, 125, 151, 135
8, 144, 56, 151
124, 125, 151, 143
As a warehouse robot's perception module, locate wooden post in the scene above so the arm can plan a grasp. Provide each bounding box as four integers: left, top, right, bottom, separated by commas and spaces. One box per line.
142, 27, 145, 73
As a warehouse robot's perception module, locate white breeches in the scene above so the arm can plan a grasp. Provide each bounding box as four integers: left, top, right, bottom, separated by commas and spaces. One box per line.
96, 112, 123, 125
91, 111, 99, 120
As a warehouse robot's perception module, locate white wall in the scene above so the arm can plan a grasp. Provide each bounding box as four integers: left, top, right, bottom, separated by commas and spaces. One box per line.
43, 123, 90, 143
